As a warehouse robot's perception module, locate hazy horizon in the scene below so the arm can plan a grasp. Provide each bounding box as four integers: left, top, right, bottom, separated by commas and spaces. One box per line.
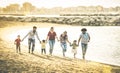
0, 0, 120, 8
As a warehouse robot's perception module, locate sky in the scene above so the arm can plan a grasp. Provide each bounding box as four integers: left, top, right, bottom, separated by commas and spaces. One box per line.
0, 0, 120, 8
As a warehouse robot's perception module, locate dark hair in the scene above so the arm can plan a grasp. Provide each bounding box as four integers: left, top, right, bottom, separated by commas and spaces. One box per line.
74, 40, 77, 42
33, 26, 37, 29
81, 28, 87, 31
51, 27, 54, 29
17, 35, 20, 37
42, 40, 45, 43
64, 31, 67, 33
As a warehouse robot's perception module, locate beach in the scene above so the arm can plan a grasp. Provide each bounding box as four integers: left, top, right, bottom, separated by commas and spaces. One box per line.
0, 21, 120, 73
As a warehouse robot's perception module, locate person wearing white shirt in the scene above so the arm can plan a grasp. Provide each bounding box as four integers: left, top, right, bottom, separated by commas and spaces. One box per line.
78, 28, 90, 60
22, 26, 41, 54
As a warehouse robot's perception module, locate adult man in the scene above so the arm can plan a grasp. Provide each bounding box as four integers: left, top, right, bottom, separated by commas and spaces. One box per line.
22, 26, 41, 53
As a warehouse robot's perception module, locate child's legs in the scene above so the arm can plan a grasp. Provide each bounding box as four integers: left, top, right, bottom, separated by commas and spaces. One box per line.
18, 45, 21, 52
16, 45, 18, 53
74, 53, 76, 58
73, 49, 77, 58
41, 49, 43, 54
43, 49, 46, 54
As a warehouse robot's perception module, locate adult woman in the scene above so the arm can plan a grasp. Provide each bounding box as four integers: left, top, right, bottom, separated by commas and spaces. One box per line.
78, 28, 90, 60
60, 31, 71, 57
46, 27, 59, 55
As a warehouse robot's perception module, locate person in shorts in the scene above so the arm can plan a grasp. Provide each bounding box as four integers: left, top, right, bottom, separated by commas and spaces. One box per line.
78, 28, 90, 60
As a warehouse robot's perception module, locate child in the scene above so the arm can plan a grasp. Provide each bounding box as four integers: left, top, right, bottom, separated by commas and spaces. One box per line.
41, 40, 46, 54
14, 35, 21, 53
70, 40, 78, 58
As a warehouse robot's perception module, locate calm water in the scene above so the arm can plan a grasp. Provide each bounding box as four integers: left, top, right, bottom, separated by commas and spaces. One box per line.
9, 26, 120, 66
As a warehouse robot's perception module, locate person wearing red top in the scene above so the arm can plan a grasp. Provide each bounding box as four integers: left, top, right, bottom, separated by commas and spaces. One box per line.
46, 27, 59, 55
14, 35, 21, 53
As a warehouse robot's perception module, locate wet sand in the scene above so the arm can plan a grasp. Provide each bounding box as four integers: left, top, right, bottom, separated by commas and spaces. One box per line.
0, 21, 120, 73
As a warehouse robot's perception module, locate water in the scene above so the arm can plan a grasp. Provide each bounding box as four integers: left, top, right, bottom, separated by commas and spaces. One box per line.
9, 26, 120, 66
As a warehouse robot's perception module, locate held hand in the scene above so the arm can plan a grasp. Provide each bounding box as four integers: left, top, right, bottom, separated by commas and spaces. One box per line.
78, 43, 79, 46
14, 42, 16, 45
88, 40, 90, 42
69, 43, 72, 46
57, 39, 60, 42
45, 40, 48, 43
21, 39, 24, 42
39, 41, 41, 44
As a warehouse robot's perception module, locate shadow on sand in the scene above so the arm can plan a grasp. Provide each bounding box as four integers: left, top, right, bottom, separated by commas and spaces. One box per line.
31, 53, 53, 61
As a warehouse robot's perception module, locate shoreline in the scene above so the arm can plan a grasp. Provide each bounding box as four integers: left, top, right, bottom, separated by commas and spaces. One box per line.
0, 21, 120, 73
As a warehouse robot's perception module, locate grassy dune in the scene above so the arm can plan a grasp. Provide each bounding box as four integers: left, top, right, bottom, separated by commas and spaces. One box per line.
0, 21, 120, 73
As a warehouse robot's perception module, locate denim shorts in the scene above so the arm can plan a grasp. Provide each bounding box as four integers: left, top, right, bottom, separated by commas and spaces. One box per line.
61, 42, 67, 52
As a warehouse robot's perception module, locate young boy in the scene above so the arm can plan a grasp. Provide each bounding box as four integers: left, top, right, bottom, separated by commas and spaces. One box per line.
14, 35, 21, 53
70, 40, 78, 58
41, 40, 46, 54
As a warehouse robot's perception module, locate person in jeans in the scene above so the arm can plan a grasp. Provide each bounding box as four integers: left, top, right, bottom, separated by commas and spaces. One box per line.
22, 26, 41, 54
46, 27, 59, 55
14, 35, 21, 53
60, 31, 71, 57
78, 28, 90, 60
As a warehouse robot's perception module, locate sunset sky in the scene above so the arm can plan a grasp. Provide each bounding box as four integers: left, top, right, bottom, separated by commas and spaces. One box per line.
0, 0, 120, 8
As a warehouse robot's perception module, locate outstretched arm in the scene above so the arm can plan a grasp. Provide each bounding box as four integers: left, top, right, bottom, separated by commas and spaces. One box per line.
78, 36, 81, 46
46, 36, 49, 42
14, 40, 16, 44
66, 38, 71, 44
36, 31, 41, 43
56, 36, 59, 41
22, 32, 29, 41
88, 33, 90, 42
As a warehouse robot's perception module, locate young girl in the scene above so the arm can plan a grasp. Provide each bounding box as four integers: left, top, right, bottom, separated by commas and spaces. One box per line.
41, 40, 46, 54
14, 35, 21, 53
70, 40, 78, 58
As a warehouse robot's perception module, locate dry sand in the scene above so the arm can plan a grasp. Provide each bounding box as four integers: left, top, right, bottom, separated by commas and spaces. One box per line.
0, 21, 120, 73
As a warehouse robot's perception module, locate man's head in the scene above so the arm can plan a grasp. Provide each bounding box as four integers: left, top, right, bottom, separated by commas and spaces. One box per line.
81, 28, 87, 34
33, 26, 37, 33
73, 40, 77, 43
42, 40, 45, 43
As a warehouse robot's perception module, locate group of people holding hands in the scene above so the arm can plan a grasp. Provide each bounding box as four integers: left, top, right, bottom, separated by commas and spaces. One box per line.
14, 26, 90, 59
